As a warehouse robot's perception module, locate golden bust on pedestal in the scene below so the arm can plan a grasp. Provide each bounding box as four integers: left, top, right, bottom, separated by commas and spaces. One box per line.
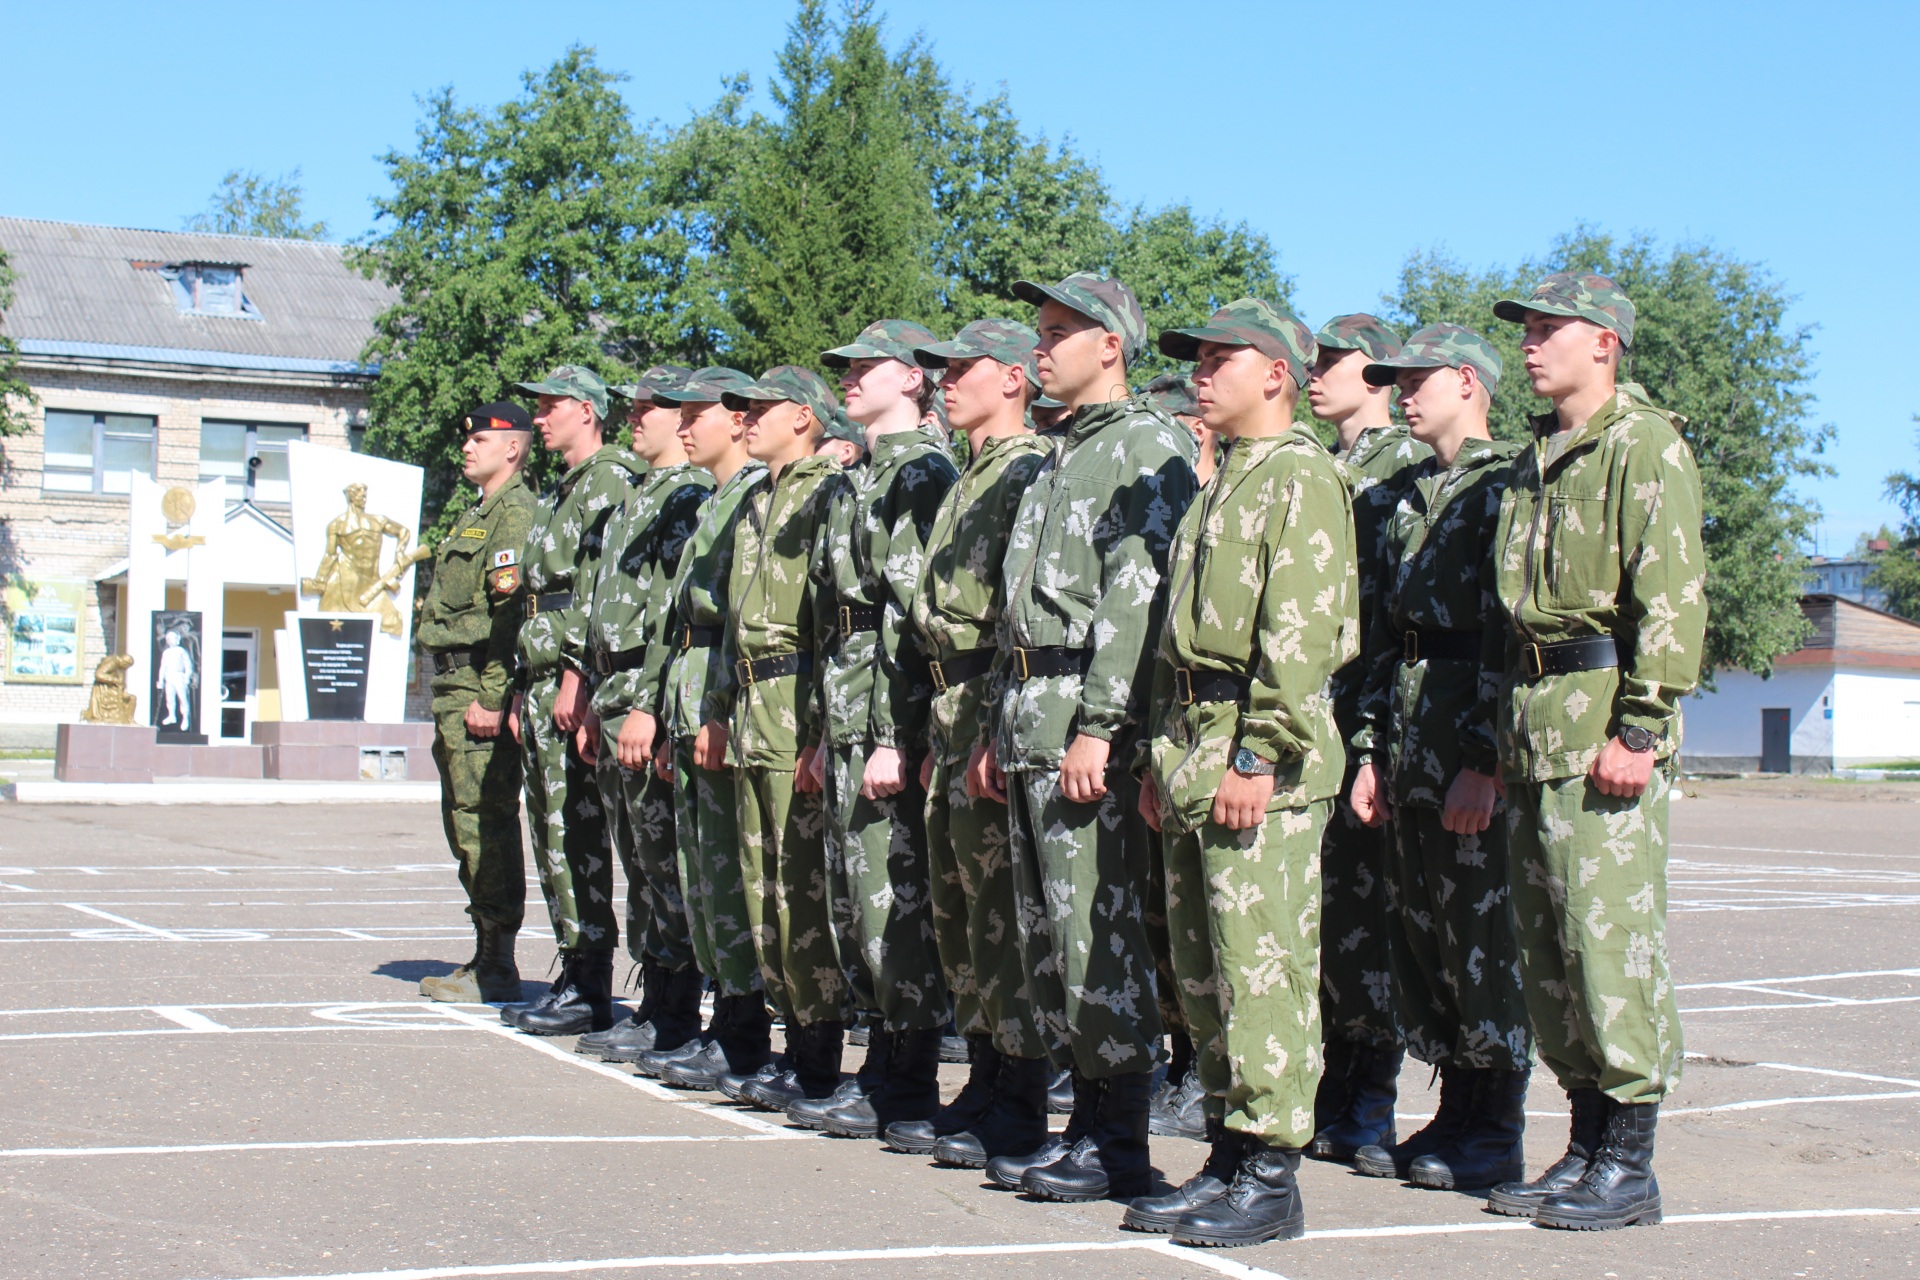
300, 483, 429, 637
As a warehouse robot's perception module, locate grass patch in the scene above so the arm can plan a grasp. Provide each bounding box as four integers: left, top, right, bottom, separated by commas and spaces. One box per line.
0, 748, 54, 760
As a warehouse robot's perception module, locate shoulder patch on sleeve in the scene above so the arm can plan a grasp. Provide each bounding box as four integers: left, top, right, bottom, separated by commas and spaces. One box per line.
488, 565, 521, 596
492, 547, 518, 568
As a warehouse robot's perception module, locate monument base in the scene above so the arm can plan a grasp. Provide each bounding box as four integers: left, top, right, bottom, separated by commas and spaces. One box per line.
57, 721, 433, 784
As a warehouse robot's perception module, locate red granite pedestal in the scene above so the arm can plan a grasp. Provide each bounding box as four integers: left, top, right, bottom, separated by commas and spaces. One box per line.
56, 721, 434, 784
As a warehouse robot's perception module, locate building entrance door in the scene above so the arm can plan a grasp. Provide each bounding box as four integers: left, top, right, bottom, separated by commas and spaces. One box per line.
220, 630, 258, 741
1760, 707, 1792, 774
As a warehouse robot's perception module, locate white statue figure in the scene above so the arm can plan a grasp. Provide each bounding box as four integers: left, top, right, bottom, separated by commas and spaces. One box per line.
156, 630, 194, 730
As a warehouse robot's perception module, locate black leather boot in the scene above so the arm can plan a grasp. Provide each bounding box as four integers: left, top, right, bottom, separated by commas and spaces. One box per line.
517, 950, 616, 1035
1534, 1101, 1662, 1230
887, 1034, 999, 1154
1354, 1062, 1470, 1178
1409, 1066, 1529, 1190
720, 1057, 787, 1104
1169, 1141, 1306, 1247
500, 956, 567, 1025
828, 1027, 943, 1138
1312, 1037, 1354, 1136
664, 993, 773, 1091
1046, 1068, 1074, 1114
935, 1052, 1051, 1170
1123, 1120, 1245, 1233
630, 964, 705, 1061
788, 1021, 875, 1129
1149, 1066, 1207, 1141
1309, 1042, 1401, 1161
576, 960, 665, 1061
758, 1020, 844, 1116
984, 1067, 1096, 1188
472, 920, 523, 1002
1023, 1069, 1154, 1201
1488, 1088, 1609, 1217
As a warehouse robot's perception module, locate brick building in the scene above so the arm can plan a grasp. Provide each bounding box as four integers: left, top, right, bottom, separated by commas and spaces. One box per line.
0, 217, 395, 741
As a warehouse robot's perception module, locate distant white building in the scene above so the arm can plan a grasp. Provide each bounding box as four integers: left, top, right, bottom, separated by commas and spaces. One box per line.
1803, 552, 1890, 611
1684, 594, 1920, 773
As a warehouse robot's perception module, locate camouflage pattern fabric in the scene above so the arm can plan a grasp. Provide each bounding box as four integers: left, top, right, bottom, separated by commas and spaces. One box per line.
514, 363, 612, 422
1011, 272, 1150, 367
419, 472, 537, 928
1356, 436, 1530, 1069
996, 396, 1197, 1077
1157, 297, 1318, 388
822, 318, 940, 367
912, 431, 1052, 1054
913, 318, 1042, 389
596, 720, 689, 968
1361, 322, 1504, 392
739, 764, 845, 1026
1494, 271, 1638, 346
1321, 424, 1430, 1049
1312, 313, 1403, 362
666, 462, 766, 742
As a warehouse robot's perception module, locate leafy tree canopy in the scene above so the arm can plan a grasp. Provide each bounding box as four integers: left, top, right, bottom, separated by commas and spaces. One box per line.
1870, 419, 1920, 619
0, 247, 33, 436
185, 169, 329, 239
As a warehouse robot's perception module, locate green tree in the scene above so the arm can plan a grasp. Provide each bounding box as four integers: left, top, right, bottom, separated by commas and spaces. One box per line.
1387, 226, 1829, 677
1872, 420, 1920, 619
185, 169, 329, 239
0, 246, 34, 436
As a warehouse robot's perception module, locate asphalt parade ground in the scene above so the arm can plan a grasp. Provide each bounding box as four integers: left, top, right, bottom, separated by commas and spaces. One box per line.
2, 787, 1916, 1280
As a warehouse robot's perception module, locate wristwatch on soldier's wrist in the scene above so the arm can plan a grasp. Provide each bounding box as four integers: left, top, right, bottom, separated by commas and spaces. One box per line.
1618, 725, 1660, 754
1232, 747, 1276, 777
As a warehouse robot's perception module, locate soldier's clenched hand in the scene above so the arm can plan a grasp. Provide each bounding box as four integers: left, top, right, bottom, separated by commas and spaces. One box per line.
1137, 772, 1163, 832
1441, 767, 1499, 835
1059, 733, 1110, 803
575, 710, 600, 765
1348, 759, 1390, 827
692, 721, 729, 771
506, 694, 523, 744
554, 667, 587, 734
1213, 766, 1274, 830
617, 710, 659, 771
965, 743, 1005, 803
464, 700, 503, 740
862, 745, 908, 800
1589, 736, 1655, 799
795, 742, 825, 794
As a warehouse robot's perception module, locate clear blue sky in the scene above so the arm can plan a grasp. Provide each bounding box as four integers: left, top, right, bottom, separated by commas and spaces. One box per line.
7, 1, 1914, 550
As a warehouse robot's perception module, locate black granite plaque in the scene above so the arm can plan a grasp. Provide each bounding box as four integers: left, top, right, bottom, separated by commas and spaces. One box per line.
300, 617, 374, 720
151, 609, 207, 744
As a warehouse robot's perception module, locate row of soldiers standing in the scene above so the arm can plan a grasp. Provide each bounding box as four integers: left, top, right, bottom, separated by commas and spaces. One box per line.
413, 266, 1705, 1250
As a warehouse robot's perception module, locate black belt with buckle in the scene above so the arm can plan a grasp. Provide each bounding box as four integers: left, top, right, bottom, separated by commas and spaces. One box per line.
736, 651, 814, 685
1402, 629, 1484, 664
430, 646, 487, 675
680, 623, 722, 650
1009, 646, 1090, 681
525, 590, 571, 619
1520, 634, 1625, 679
838, 603, 883, 635
591, 644, 647, 676
1173, 667, 1252, 706
928, 647, 995, 693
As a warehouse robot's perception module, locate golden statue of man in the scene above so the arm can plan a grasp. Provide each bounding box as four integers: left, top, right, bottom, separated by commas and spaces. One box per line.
302, 483, 416, 636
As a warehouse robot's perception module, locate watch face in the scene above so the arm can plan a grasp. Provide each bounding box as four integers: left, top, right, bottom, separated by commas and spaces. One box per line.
1621, 726, 1657, 752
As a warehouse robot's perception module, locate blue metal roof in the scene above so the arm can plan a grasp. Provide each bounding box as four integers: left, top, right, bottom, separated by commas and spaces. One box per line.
18, 338, 374, 377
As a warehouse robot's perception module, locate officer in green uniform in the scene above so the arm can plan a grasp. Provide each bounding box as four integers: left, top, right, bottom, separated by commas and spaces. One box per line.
500, 365, 642, 1036
1129, 300, 1357, 1248
706, 366, 849, 1112
1344, 326, 1534, 1192
1483, 273, 1706, 1231
418, 402, 538, 1004
799, 320, 959, 1139
883, 320, 1053, 1161
980, 272, 1198, 1203
1303, 314, 1430, 1161
572, 365, 714, 1064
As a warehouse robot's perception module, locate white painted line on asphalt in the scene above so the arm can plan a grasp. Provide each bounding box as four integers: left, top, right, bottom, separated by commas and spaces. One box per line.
60, 902, 190, 940
150, 1005, 231, 1033
1676, 843, 1919, 862
1664, 1090, 1920, 1115
0, 1133, 806, 1159
0, 1000, 376, 1016
0, 1024, 478, 1043
1299, 1205, 1918, 1240
1682, 995, 1920, 1014
1736, 1060, 1920, 1090
1679, 966, 1920, 989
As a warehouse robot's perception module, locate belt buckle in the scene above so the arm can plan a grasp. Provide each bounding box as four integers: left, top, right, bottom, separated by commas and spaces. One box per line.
1014, 648, 1032, 681
1175, 668, 1195, 706
1522, 642, 1544, 679
1403, 631, 1418, 664
929, 660, 948, 694
524, 595, 538, 620
736, 658, 755, 687
592, 649, 611, 676
680, 625, 694, 651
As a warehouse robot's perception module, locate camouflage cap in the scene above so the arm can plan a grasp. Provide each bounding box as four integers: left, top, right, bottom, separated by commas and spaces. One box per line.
652, 366, 756, 406
1011, 271, 1149, 367
822, 319, 941, 368
1313, 313, 1403, 363
513, 364, 610, 421
612, 364, 695, 404
913, 318, 1041, 388
461, 401, 533, 435
1362, 323, 1503, 392
1493, 271, 1636, 347
721, 364, 841, 429
822, 407, 865, 446
1158, 298, 1318, 387
1033, 394, 1065, 410
1141, 372, 1199, 419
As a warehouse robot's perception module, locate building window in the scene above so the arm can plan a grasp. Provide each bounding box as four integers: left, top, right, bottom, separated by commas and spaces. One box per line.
41, 409, 157, 495
200, 420, 307, 504
168, 263, 260, 318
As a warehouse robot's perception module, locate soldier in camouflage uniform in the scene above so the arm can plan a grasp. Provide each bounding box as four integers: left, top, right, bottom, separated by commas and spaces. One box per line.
1343, 326, 1534, 1192
1128, 300, 1357, 1248
571, 365, 714, 1064
418, 402, 538, 1004
1144, 372, 1214, 485
707, 366, 851, 1112
1303, 314, 1430, 1161
978, 272, 1197, 1204
500, 365, 642, 1036
1482, 274, 1705, 1231
798, 321, 960, 1138
881, 320, 1054, 1162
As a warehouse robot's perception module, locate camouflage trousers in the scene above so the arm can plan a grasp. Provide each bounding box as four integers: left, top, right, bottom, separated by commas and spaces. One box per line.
597, 715, 693, 971
925, 730, 1043, 1057
519, 674, 616, 952
429, 700, 525, 930
1162, 800, 1329, 1146
670, 736, 760, 998
1007, 767, 1161, 1078
1506, 766, 1681, 1104
822, 742, 948, 1032
737, 764, 846, 1027
1387, 805, 1532, 1070
1319, 776, 1398, 1050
